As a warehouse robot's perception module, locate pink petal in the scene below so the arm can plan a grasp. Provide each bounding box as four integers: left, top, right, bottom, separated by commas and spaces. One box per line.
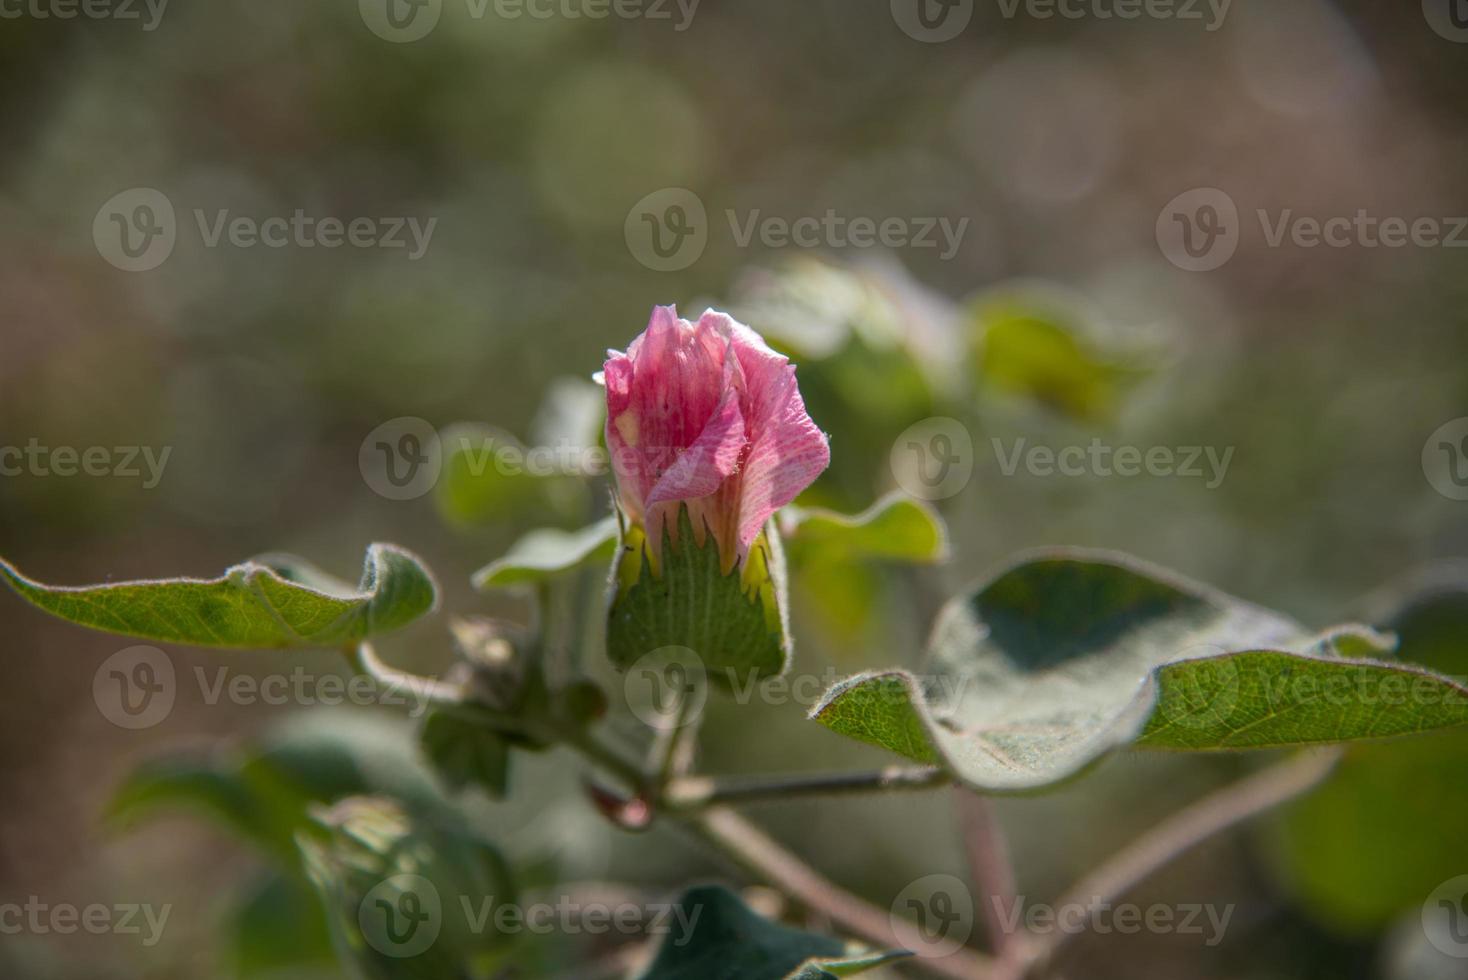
702, 311, 832, 553
646, 387, 746, 506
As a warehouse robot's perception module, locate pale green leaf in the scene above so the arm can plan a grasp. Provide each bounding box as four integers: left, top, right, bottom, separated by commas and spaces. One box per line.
472, 516, 618, 590
781, 493, 948, 564
0, 544, 437, 649
812, 551, 1468, 792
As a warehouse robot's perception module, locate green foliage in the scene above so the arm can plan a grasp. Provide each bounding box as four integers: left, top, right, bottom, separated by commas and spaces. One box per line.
635, 886, 907, 980
0, 545, 437, 649
434, 423, 587, 528
1273, 574, 1468, 932
969, 286, 1149, 421
419, 710, 512, 799
472, 516, 618, 590
227, 871, 337, 978
780, 494, 948, 565
607, 507, 789, 686
812, 552, 1468, 791
299, 795, 516, 980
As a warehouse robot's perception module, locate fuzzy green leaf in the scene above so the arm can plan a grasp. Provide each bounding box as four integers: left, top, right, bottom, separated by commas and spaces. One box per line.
780, 494, 948, 565
472, 516, 618, 590
811, 551, 1468, 792
0, 544, 437, 649
636, 885, 908, 980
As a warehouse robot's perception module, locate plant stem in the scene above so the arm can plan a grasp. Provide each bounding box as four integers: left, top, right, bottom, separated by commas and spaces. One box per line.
663, 765, 949, 811
343, 641, 464, 707
1024, 748, 1342, 976
955, 789, 1021, 972
683, 807, 996, 980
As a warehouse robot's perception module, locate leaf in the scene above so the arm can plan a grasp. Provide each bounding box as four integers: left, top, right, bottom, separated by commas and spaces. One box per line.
1272, 571, 1468, 932
0, 544, 437, 650
434, 422, 587, 528
636, 885, 908, 980
607, 507, 789, 687
227, 870, 336, 978
969, 286, 1149, 421
109, 712, 450, 866
811, 551, 1468, 792
780, 494, 949, 565
472, 516, 618, 591
298, 795, 516, 980
419, 709, 512, 799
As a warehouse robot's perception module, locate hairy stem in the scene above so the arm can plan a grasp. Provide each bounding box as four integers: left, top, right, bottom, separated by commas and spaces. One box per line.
343, 641, 464, 707
684, 807, 996, 980
663, 765, 949, 811
1025, 749, 1341, 975
955, 790, 1021, 972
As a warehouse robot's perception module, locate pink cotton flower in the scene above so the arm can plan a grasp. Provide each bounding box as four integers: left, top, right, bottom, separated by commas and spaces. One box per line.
603, 306, 830, 568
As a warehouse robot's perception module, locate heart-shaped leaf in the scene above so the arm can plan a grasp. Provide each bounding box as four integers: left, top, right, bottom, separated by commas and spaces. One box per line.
419, 709, 512, 799
472, 516, 618, 590
636, 885, 908, 980
780, 493, 948, 565
811, 551, 1468, 792
0, 544, 437, 649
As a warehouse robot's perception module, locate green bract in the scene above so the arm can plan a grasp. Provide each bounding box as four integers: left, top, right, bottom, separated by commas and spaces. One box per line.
606, 507, 790, 686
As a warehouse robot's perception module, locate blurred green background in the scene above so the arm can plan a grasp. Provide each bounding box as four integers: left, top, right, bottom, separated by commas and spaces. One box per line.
3, 0, 1468, 977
